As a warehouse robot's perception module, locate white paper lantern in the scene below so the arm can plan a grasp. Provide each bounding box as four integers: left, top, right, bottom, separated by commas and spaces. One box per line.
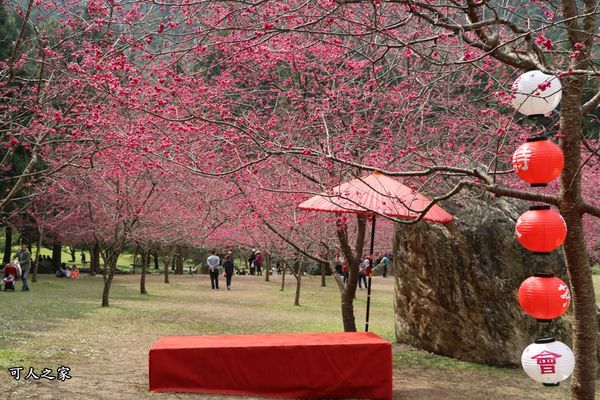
521, 338, 574, 386
511, 70, 562, 116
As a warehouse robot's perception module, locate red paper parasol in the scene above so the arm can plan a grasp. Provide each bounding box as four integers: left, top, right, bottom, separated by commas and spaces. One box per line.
298, 172, 453, 222
298, 172, 453, 331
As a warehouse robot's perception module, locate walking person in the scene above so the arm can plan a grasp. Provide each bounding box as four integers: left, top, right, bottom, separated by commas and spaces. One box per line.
358, 257, 369, 289
334, 253, 343, 275
379, 254, 390, 278
248, 250, 256, 275
254, 250, 263, 276
15, 243, 31, 291
342, 261, 349, 285
223, 253, 234, 290
207, 250, 221, 290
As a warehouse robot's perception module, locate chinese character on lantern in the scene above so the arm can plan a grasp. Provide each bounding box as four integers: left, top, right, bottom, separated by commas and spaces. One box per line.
558, 283, 571, 308
513, 146, 533, 171
531, 350, 562, 374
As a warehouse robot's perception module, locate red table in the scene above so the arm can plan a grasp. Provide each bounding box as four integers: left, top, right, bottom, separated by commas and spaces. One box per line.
149, 332, 393, 399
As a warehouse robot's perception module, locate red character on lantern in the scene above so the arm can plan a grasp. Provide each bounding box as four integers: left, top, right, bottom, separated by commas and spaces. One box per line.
531, 350, 562, 374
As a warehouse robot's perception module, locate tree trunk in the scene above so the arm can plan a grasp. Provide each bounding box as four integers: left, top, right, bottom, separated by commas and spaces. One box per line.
90, 241, 100, 276
3, 225, 12, 264
153, 251, 159, 270
164, 252, 173, 284
176, 245, 183, 275
69, 246, 76, 262
32, 226, 42, 283
329, 262, 345, 292
140, 249, 148, 294
562, 208, 596, 399
101, 251, 120, 307
51, 242, 61, 272
294, 260, 304, 306
265, 253, 270, 282
336, 214, 367, 332
558, 75, 597, 400
280, 264, 286, 291
340, 261, 360, 332
321, 261, 326, 287
132, 244, 140, 274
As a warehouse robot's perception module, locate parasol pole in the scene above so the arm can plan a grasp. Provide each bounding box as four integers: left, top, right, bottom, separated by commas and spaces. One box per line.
365, 214, 376, 332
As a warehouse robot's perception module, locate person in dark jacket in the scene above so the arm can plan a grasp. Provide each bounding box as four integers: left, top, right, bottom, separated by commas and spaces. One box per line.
223, 253, 235, 290
248, 250, 256, 275
254, 251, 263, 276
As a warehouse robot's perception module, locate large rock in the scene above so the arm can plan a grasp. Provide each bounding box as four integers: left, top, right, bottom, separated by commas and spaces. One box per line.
393, 193, 570, 367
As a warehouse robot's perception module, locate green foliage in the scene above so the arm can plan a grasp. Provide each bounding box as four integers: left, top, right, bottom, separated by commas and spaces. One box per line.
0, 4, 20, 61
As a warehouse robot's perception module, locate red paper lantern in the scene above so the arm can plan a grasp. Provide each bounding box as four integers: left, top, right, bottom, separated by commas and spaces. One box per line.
518, 273, 571, 322
515, 206, 567, 254
512, 137, 564, 187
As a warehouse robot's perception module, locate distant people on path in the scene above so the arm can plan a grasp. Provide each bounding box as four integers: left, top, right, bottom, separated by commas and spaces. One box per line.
56, 263, 71, 278
254, 251, 263, 276
207, 250, 221, 290
358, 257, 369, 289
342, 261, 349, 285
223, 253, 234, 290
272, 259, 282, 275
235, 267, 247, 275
379, 254, 390, 278
248, 250, 256, 275
15, 243, 31, 291
335, 253, 343, 275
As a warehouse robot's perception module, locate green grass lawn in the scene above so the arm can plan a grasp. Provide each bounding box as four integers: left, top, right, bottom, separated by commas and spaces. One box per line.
1, 274, 587, 399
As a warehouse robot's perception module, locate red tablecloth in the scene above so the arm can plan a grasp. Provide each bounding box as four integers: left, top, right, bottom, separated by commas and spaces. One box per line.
149, 332, 393, 399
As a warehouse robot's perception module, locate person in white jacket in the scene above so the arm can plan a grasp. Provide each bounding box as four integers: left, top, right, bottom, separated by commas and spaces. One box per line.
206, 251, 221, 290
358, 257, 369, 289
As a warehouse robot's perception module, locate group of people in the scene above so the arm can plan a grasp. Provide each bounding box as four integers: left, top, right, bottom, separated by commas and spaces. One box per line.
204, 249, 390, 291
1, 244, 84, 292
247, 250, 263, 275
205, 249, 270, 290
335, 253, 392, 289
56, 263, 80, 279
206, 251, 235, 290
39, 255, 53, 264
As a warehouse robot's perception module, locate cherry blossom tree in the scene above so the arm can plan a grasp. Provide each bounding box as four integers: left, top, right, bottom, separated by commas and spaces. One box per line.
3, 1, 599, 398
118, 1, 599, 397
